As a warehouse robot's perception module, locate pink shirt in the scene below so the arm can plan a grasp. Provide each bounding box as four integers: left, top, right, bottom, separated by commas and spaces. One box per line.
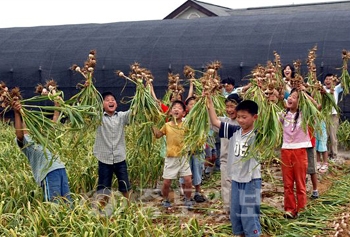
281, 111, 312, 149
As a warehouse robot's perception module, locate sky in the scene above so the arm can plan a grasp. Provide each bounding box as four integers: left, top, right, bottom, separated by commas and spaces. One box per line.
0, 0, 344, 28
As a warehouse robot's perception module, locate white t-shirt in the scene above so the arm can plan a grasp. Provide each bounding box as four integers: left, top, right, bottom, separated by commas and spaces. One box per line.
219, 122, 261, 183
324, 84, 343, 114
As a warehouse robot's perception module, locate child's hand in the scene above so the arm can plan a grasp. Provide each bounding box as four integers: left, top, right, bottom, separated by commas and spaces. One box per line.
11, 98, 22, 112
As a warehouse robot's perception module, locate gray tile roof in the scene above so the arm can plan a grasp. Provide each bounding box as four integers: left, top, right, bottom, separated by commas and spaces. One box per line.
193, 0, 232, 16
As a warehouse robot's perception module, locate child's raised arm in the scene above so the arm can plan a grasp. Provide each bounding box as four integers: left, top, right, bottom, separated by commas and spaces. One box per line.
12, 99, 24, 142
207, 95, 221, 128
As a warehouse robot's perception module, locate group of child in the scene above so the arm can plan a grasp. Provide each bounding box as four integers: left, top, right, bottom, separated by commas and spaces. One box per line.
12, 68, 343, 237
12, 92, 133, 205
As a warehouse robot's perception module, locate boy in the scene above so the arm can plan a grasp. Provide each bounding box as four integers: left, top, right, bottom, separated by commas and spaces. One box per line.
13, 100, 71, 203
179, 96, 206, 203
323, 73, 342, 161
208, 96, 261, 237
93, 92, 131, 202
214, 93, 240, 214
153, 100, 193, 210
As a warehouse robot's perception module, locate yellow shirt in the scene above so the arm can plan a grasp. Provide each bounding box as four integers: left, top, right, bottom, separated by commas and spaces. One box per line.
160, 121, 185, 157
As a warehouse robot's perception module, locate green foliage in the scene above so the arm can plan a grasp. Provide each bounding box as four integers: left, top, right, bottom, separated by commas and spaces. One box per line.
337, 119, 350, 150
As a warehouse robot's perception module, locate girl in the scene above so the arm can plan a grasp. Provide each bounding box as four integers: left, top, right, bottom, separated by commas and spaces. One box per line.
280, 88, 312, 219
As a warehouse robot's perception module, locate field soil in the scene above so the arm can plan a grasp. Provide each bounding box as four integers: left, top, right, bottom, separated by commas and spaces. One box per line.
107, 151, 350, 236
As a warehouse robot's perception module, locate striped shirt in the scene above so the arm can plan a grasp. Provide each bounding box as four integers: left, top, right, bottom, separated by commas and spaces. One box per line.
218, 117, 239, 163
17, 135, 65, 186
93, 110, 130, 164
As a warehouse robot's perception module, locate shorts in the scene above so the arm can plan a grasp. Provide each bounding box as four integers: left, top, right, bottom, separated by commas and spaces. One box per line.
41, 168, 71, 203
163, 157, 192, 179
179, 153, 205, 186
97, 160, 131, 193
307, 147, 316, 174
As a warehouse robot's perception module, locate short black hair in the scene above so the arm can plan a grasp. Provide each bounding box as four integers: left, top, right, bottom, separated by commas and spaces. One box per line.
102, 91, 116, 100
225, 93, 241, 104
170, 100, 186, 111
324, 73, 334, 79
236, 100, 258, 116
222, 76, 235, 86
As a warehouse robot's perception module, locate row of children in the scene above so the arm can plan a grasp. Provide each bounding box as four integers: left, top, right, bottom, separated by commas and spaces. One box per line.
11, 65, 343, 237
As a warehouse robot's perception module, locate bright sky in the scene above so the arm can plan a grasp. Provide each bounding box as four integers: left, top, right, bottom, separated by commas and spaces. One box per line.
0, 0, 343, 28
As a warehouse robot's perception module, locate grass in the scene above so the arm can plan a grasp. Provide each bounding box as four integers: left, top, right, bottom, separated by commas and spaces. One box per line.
1, 120, 350, 236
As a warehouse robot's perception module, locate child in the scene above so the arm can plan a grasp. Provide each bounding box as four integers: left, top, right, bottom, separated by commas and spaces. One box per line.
208, 96, 261, 237
280, 88, 314, 218
13, 100, 71, 203
153, 100, 193, 210
93, 92, 131, 202
215, 93, 240, 214
179, 96, 206, 203
316, 120, 329, 173
307, 132, 319, 199
203, 130, 217, 177
323, 73, 342, 161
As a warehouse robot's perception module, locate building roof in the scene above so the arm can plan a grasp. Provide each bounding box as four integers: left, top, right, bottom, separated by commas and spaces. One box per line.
228, 0, 350, 15
1, 1, 350, 115
164, 0, 232, 19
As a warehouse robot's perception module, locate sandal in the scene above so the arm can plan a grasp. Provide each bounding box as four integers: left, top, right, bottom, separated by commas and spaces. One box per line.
316, 162, 321, 170
319, 163, 328, 173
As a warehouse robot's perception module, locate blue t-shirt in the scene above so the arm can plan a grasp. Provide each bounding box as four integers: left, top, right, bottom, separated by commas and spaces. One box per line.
17, 135, 65, 185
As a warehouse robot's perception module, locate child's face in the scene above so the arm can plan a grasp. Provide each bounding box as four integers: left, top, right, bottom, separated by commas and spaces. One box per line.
186, 99, 196, 112
284, 66, 292, 78
171, 103, 186, 120
103, 95, 117, 114
286, 91, 299, 111
236, 110, 257, 131
225, 101, 237, 120
224, 83, 234, 93
324, 76, 333, 89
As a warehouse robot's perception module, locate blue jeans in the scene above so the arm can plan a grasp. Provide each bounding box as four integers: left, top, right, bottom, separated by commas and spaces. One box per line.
41, 168, 71, 203
97, 160, 131, 193
179, 153, 205, 186
214, 142, 221, 169
230, 179, 261, 237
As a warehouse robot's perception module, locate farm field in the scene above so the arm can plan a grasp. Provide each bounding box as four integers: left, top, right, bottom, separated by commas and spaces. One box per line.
1, 120, 350, 236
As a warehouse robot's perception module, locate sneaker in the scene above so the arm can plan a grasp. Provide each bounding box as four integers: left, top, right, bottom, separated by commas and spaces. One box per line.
319, 163, 328, 173
194, 194, 206, 203
162, 200, 171, 208
184, 199, 194, 210
283, 211, 296, 219
316, 162, 321, 170
205, 166, 213, 175
311, 190, 319, 199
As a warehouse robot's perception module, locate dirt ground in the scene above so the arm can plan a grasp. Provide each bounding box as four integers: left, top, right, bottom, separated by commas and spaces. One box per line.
100, 152, 350, 236
134, 151, 350, 235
